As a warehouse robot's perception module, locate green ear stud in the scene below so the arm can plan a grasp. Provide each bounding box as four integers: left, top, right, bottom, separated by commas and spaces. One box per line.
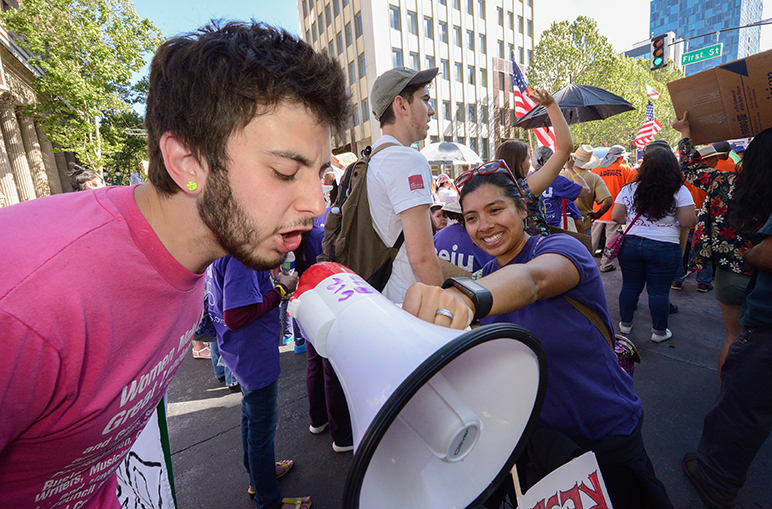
186, 181, 198, 191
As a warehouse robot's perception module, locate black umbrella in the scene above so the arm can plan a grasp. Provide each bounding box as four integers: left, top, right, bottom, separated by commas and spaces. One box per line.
514, 84, 635, 129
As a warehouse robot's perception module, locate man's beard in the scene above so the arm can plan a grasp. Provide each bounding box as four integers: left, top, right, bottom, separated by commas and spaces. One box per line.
197, 167, 283, 271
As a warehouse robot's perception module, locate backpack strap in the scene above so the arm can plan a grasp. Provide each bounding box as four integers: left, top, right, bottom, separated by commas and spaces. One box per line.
364, 141, 406, 251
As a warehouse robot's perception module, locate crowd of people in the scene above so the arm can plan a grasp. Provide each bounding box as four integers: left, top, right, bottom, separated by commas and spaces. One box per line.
0, 18, 770, 509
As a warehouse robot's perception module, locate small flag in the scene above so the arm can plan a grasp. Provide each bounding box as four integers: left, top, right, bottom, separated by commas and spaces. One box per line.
633, 100, 662, 148
511, 52, 555, 149
645, 84, 661, 100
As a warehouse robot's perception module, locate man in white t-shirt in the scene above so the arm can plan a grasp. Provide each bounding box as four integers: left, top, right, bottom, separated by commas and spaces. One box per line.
367, 67, 443, 303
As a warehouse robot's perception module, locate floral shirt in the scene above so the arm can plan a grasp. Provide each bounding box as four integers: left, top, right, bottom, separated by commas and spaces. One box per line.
518, 177, 550, 237
678, 138, 760, 275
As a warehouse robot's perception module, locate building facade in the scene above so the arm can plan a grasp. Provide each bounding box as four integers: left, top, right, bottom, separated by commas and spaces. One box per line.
297, 0, 535, 162
649, 0, 762, 76
0, 0, 74, 207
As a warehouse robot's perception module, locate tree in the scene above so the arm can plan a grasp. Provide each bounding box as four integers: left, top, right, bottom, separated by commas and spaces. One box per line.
526, 16, 685, 151
0, 0, 163, 173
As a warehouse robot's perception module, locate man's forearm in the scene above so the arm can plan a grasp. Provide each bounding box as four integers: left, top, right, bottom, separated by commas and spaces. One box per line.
411, 256, 444, 286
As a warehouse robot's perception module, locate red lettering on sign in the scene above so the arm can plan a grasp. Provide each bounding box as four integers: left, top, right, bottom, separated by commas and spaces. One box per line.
578, 471, 609, 509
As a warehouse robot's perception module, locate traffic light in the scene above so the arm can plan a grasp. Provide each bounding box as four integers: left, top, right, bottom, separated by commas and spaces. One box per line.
650, 33, 672, 70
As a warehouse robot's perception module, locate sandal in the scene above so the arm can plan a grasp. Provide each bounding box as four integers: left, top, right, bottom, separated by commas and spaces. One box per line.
191, 345, 211, 359
248, 460, 295, 498
281, 497, 311, 509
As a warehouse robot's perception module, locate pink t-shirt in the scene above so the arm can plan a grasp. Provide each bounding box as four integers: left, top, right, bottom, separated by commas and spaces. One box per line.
0, 186, 204, 508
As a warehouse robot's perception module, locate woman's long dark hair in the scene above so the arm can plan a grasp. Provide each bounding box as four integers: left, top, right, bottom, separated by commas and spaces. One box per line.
631, 148, 683, 221
729, 128, 772, 231
495, 141, 529, 180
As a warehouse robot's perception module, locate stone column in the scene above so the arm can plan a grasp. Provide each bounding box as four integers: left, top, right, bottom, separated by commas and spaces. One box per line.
52, 142, 71, 192
0, 99, 35, 201
18, 113, 51, 198
32, 121, 62, 195
0, 123, 19, 206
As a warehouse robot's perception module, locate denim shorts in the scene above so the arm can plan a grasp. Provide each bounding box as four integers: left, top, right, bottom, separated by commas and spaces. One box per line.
714, 267, 752, 306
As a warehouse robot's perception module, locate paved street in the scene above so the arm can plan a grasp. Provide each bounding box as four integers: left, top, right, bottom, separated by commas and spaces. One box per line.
167, 261, 772, 508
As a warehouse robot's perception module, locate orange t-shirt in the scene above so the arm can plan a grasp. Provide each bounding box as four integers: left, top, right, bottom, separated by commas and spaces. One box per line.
684, 181, 706, 210
592, 159, 638, 221
714, 157, 738, 173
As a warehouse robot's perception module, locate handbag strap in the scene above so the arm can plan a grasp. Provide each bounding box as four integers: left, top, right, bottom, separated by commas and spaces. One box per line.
562, 295, 615, 351
620, 211, 643, 237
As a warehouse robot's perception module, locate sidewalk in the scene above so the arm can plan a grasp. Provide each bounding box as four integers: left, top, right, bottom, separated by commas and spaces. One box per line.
166, 264, 772, 508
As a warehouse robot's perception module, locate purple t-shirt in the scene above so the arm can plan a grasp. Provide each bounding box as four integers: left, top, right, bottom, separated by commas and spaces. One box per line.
206, 256, 280, 390
541, 175, 583, 227
434, 223, 494, 273
481, 234, 641, 442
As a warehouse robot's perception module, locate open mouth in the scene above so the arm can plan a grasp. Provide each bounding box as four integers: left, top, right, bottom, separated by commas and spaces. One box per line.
278, 229, 307, 252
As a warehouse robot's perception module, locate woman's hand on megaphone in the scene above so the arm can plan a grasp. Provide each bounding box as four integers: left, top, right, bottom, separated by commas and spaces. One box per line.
403, 283, 474, 330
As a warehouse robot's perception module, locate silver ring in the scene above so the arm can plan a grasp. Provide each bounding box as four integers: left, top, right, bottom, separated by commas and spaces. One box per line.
435, 308, 454, 321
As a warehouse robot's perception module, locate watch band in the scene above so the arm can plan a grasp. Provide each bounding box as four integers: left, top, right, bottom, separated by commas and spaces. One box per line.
441, 277, 493, 322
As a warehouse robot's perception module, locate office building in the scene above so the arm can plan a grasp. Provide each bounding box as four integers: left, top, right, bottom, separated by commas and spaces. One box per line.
649, 0, 762, 76
297, 0, 535, 161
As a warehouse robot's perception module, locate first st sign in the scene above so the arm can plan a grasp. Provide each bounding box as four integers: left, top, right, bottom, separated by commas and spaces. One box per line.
681, 43, 723, 66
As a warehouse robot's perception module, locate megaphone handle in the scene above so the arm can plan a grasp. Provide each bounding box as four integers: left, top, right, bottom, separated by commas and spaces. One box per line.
511, 465, 523, 499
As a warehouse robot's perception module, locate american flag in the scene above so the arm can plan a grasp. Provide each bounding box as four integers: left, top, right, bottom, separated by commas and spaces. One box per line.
632, 100, 662, 148
511, 53, 555, 149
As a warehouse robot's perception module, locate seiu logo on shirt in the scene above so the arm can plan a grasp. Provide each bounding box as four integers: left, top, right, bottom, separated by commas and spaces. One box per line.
408, 175, 424, 191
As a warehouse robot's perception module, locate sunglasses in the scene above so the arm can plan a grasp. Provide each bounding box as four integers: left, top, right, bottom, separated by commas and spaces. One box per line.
454, 160, 524, 197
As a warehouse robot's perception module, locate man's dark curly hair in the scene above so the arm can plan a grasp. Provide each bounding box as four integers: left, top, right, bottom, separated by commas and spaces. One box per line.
631, 148, 682, 221
145, 21, 352, 196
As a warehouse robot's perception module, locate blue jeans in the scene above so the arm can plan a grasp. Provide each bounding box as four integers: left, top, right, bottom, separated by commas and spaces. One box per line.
210, 340, 237, 387
673, 230, 712, 284
241, 380, 281, 509
618, 236, 682, 333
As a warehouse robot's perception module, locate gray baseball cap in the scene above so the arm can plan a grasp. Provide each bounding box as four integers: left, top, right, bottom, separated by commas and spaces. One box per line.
371, 67, 439, 121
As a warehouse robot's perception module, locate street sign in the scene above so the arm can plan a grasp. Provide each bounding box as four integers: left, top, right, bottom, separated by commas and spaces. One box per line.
681, 43, 723, 66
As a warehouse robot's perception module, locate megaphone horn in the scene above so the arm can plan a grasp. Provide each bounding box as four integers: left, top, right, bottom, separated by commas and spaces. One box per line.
289, 263, 547, 509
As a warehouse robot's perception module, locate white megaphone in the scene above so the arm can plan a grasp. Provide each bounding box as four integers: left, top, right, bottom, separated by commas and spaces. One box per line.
288, 263, 546, 509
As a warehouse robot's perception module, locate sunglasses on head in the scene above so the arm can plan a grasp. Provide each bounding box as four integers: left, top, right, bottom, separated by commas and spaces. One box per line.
454, 159, 524, 197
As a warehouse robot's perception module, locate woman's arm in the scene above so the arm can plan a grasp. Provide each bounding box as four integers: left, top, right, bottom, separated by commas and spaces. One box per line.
403, 252, 581, 328
563, 166, 591, 198
525, 90, 573, 196
611, 202, 627, 224
676, 205, 697, 229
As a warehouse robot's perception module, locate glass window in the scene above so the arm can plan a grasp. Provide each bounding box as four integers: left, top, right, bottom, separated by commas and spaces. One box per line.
479, 34, 486, 54
333, 0, 340, 17
499, 108, 506, 124
362, 99, 369, 122
467, 0, 473, 15
456, 102, 464, 122
409, 51, 419, 70
467, 30, 474, 50
454, 26, 461, 47
345, 23, 352, 46
480, 68, 487, 87
508, 12, 514, 30
527, 49, 532, 65
305, 30, 310, 43
497, 7, 503, 26
519, 46, 524, 64
455, 62, 462, 82
328, 40, 334, 55
467, 65, 475, 85
443, 100, 451, 120
439, 21, 447, 43
527, 19, 533, 37
392, 48, 402, 68
498, 40, 504, 58
441, 59, 449, 79
439, 0, 445, 4
390, 6, 400, 31
343, 0, 348, 5
302, 0, 308, 18
498, 71, 505, 91
444, 135, 453, 142
478, 1, 485, 19
518, 16, 524, 34
348, 61, 355, 84
470, 137, 478, 152
424, 16, 433, 39
336, 32, 343, 54
481, 138, 489, 160
481, 104, 488, 123
318, 13, 324, 34
407, 11, 418, 35
453, 0, 460, 9
430, 135, 439, 144
510, 110, 516, 125
358, 53, 366, 78
354, 103, 360, 125
355, 13, 363, 38
312, 23, 317, 42
508, 43, 514, 58
426, 55, 435, 69
468, 104, 476, 123
429, 98, 436, 113
325, 4, 332, 26
458, 136, 465, 145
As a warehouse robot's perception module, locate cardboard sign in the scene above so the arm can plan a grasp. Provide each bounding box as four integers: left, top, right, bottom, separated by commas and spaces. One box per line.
516, 451, 613, 509
668, 49, 772, 145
